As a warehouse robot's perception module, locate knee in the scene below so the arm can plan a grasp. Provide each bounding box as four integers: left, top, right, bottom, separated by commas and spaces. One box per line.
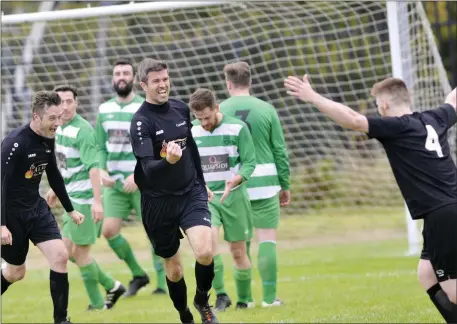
6, 265, 26, 282
102, 226, 118, 239
73, 245, 91, 266
164, 259, 183, 282
52, 248, 69, 268
417, 259, 437, 290
195, 246, 213, 266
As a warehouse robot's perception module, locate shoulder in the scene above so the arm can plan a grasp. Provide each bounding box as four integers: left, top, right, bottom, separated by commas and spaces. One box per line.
169, 98, 190, 111
221, 116, 247, 136
2, 124, 29, 149
98, 97, 118, 113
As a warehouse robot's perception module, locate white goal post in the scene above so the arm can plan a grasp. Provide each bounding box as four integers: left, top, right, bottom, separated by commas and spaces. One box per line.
1, 1, 454, 242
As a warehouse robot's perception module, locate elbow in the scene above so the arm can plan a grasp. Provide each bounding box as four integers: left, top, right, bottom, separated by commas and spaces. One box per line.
350, 116, 368, 133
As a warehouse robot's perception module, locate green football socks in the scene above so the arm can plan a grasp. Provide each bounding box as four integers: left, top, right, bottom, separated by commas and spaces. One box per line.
258, 241, 277, 304
107, 234, 146, 277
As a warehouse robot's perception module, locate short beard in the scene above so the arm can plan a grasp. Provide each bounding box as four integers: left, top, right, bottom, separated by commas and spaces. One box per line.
114, 81, 134, 98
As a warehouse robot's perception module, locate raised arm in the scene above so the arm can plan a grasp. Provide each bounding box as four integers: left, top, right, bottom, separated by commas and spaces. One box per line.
445, 87, 456, 111
284, 75, 368, 133
130, 117, 169, 177
46, 142, 74, 213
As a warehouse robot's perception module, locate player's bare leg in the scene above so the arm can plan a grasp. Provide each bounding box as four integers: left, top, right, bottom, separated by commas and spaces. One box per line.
229, 240, 253, 309
1, 263, 26, 294
211, 226, 231, 311
418, 259, 457, 322
186, 225, 218, 323
163, 252, 194, 323
103, 217, 149, 296
256, 228, 282, 307
37, 239, 71, 324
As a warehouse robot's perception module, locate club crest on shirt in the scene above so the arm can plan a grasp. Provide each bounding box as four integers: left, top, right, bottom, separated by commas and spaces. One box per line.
25, 162, 48, 179
160, 138, 188, 159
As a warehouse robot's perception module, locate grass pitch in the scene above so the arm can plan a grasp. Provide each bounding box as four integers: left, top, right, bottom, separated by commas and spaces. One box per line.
1, 207, 442, 323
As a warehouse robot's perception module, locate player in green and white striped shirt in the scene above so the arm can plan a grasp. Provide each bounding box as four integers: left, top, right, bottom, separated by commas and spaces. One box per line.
190, 88, 257, 311
95, 59, 166, 296
221, 62, 291, 307
46, 85, 125, 310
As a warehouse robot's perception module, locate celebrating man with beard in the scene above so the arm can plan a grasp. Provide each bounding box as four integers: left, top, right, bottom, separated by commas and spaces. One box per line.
95, 59, 167, 297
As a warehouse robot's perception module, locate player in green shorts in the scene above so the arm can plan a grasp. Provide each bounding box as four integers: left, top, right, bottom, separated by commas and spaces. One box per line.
190, 88, 257, 311
220, 62, 291, 308
95, 59, 166, 296
46, 85, 125, 310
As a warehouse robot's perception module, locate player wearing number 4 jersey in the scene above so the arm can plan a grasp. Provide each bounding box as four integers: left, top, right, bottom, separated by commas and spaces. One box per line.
46, 85, 125, 311
285, 75, 457, 323
190, 88, 256, 310
95, 59, 166, 297
218, 62, 291, 309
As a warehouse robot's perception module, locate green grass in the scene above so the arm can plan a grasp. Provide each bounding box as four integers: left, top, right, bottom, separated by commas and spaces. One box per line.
2, 208, 440, 323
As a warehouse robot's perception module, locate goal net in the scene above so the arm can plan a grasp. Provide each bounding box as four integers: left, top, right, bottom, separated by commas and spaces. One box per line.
1, 1, 454, 214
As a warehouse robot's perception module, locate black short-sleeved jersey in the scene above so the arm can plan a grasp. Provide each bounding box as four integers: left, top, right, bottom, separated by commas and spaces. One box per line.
1, 124, 74, 225
130, 99, 205, 197
366, 104, 457, 219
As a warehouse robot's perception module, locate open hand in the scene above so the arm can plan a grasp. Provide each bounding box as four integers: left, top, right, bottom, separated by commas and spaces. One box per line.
279, 190, 291, 207
123, 174, 138, 193
100, 169, 116, 187
91, 200, 104, 224
284, 74, 318, 103
206, 186, 214, 202
220, 175, 243, 204
166, 141, 182, 164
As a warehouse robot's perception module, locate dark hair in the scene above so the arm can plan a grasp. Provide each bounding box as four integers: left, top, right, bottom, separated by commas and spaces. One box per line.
113, 58, 135, 75
189, 88, 217, 112
53, 84, 78, 99
137, 58, 168, 83
31, 91, 61, 117
223, 61, 251, 88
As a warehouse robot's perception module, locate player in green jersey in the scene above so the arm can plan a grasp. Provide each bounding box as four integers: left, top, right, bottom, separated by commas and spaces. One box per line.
220, 62, 291, 307
190, 88, 257, 311
46, 85, 125, 310
95, 59, 166, 296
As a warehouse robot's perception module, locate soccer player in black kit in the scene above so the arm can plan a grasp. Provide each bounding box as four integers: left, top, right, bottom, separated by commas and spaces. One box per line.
285, 75, 457, 322
130, 58, 217, 323
1, 91, 85, 324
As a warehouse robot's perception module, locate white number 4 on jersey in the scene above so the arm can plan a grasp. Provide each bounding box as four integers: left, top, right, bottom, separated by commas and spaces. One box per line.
425, 125, 444, 157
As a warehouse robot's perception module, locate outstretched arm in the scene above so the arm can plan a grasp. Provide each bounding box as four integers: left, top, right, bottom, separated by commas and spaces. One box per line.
445, 87, 456, 111
284, 75, 369, 133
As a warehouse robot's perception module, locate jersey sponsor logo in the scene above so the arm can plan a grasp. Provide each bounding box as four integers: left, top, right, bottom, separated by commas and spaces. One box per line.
176, 121, 186, 127
160, 138, 188, 158
28, 153, 36, 158
200, 154, 229, 173
25, 162, 48, 179
107, 129, 131, 145
156, 129, 164, 135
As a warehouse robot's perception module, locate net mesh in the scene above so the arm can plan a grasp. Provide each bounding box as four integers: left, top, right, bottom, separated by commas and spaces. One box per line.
1, 1, 454, 213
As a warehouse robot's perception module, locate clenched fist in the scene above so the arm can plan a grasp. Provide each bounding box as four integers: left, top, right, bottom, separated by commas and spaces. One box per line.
166, 141, 182, 164
69, 210, 85, 225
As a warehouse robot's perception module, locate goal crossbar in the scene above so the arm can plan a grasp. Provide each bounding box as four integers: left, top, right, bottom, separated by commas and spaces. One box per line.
1, 1, 229, 24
